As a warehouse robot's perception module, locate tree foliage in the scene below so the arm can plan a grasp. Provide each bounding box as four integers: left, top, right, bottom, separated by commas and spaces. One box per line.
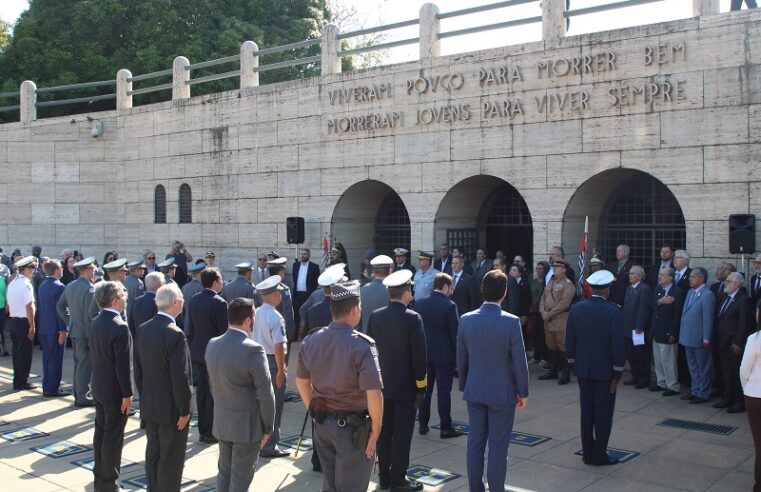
0, 0, 347, 118
0, 18, 10, 50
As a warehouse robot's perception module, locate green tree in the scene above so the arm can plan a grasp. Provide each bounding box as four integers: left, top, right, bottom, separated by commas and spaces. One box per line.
0, 18, 10, 50
0, 0, 350, 119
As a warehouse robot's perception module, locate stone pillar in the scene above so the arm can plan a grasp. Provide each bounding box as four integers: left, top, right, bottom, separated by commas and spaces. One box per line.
419, 3, 441, 61
173, 56, 191, 101
692, 0, 720, 16
240, 41, 259, 89
321, 23, 341, 75
19, 80, 36, 124
542, 0, 567, 41
116, 69, 133, 111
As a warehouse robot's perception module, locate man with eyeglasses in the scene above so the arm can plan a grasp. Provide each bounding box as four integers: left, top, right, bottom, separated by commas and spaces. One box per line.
253, 254, 270, 285
143, 250, 157, 276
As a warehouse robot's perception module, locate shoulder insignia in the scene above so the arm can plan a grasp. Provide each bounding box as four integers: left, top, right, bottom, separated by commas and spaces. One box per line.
356, 331, 375, 345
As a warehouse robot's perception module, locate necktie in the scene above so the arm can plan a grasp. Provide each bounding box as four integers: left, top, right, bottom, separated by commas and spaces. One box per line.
454, 274, 460, 288
686, 289, 694, 307
720, 297, 731, 316
675, 271, 681, 284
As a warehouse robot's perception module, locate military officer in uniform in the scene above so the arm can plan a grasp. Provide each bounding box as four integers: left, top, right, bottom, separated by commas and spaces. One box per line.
394, 248, 416, 276
124, 261, 145, 327
539, 258, 577, 385
413, 252, 439, 302
157, 258, 177, 285
182, 262, 205, 330
252, 275, 290, 458
566, 270, 626, 466
88, 259, 129, 321
221, 261, 256, 303
296, 281, 383, 492
56, 256, 97, 407
7, 256, 37, 391
305, 265, 344, 334
266, 257, 296, 363
368, 269, 427, 491
359, 255, 392, 333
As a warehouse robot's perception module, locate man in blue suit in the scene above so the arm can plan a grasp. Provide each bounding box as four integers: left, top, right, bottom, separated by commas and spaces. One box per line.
566, 270, 626, 466
38, 260, 70, 397
679, 267, 716, 404
128, 272, 165, 336
415, 273, 462, 438
457, 270, 529, 492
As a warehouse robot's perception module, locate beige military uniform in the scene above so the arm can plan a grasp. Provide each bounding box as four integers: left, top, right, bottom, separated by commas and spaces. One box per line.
539, 277, 576, 351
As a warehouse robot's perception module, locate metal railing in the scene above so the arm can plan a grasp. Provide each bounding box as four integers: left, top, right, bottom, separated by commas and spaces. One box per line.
2, 0, 719, 123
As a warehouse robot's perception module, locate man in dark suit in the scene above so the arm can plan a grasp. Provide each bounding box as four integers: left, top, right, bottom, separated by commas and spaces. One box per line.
89, 281, 133, 492
715, 272, 751, 413
38, 260, 70, 397
647, 244, 674, 290
457, 270, 529, 492
709, 261, 735, 398
186, 267, 228, 444
672, 250, 693, 384
605, 244, 636, 307
452, 247, 473, 274
128, 272, 165, 337
494, 257, 521, 315
134, 283, 192, 491
292, 248, 320, 332
206, 298, 276, 492
451, 256, 479, 317
415, 273, 461, 439
368, 269, 427, 491
622, 265, 653, 389
650, 268, 683, 396
434, 243, 453, 275
751, 254, 761, 308
471, 248, 491, 292
566, 270, 626, 466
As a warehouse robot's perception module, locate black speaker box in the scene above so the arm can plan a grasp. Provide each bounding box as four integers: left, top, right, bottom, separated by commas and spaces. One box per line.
729, 214, 755, 254
286, 217, 305, 244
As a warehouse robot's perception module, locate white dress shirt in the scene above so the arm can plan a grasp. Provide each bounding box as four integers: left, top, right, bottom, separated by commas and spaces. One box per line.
741, 331, 761, 398
297, 261, 309, 292
7, 275, 34, 318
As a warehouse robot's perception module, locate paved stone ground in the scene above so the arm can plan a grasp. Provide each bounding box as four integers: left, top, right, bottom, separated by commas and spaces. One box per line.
0, 345, 756, 492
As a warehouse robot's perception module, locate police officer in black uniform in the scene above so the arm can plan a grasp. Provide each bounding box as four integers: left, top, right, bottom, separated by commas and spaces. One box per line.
566, 269, 626, 466
296, 281, 383, 492
368, 269, 427, 491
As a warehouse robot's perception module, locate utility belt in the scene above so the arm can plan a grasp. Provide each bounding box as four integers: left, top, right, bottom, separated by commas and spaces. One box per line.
310, 397, 371, 450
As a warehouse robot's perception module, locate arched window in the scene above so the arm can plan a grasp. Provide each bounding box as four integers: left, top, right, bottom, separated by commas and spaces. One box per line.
375, 192, 410, 256
179, 183, 192, 224
600, 176, 686, 266
154, 185, 166, 224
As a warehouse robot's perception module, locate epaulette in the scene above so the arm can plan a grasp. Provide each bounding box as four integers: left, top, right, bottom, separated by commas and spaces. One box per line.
307, 326, 325, 336
608, 301, 622, 310
355, 331, 376, 345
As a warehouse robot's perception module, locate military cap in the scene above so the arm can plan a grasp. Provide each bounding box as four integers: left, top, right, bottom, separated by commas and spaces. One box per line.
383, 269, 413, 288
256, 275, 284, 295
103, 258, 128, 272
318, 264, 345, 287
94, 267, 105, 280
267, 250, 281, 259
393, 248, 409, 256
589, 256, 604, 265
157, 258, 177, 269
73, 256, 96, 269
330, 245, 342, 254
330, 280, 361, 301
188, 261, 206, 273
418, 251, 434, 261
587, 269, 615, 288
365, 249, 376, 259
235, 261, 254, 271
12, 248, 21, 256
128, 260, 145, 270
32, 244, 42, 254
205, 251, 216, 258
370, 255, 393, 267
172, 240, 183, 247
552, 258, 571, 268
15, 256, 37, 269
267, 257, 287, 267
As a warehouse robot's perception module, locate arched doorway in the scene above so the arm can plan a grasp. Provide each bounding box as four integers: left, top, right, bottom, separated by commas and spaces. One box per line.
435, 175, 533, 265
331, 180, 411, 276
563, 170, 686, 268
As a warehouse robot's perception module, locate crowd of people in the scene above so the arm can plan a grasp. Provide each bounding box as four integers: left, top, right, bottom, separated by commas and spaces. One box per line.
1, 239, 761, 492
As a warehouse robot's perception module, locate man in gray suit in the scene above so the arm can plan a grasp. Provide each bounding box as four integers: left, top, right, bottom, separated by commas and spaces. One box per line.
471, 248, 491, 293
253, 254, 270, 285
123, 261, 145, 332
221, 262, 256, 303
182, 262, 206, 331
622, 265, 653, 389
56, 256, 97, 407
679, 267, 717, 404
205, 298, 275, 492
359, 255, 392, 333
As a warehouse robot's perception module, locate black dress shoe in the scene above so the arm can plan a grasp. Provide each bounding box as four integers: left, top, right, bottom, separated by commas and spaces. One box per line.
74, 401, 95, 408
418, 426, 429, 435
680, 393, 695, 400
622, 378, 636, 386
390, 479, 424, 491
713, 400, 731, 409
43, 390, 71, 397
634, 382, 649, 389
557, 374, 571, 385
199, 436, 219, 444
378, 474, 390, 490
662, 390, 678, 396
261, 449, 289, 458
649, 385, 666, 392
16, 383, 37, 391
597, 455, 620, 466
727, 404, 746, 414
440, 429, 463, 439
689, 397, 709, 404
538, 372, 558, 380
312, 464, 322, 472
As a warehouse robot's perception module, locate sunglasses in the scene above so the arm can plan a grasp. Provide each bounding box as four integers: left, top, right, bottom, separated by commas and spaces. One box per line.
147, 257, 156, 260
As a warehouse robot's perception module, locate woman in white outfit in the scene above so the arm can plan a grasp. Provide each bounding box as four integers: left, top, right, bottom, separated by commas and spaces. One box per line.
740, 300, 761, 492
